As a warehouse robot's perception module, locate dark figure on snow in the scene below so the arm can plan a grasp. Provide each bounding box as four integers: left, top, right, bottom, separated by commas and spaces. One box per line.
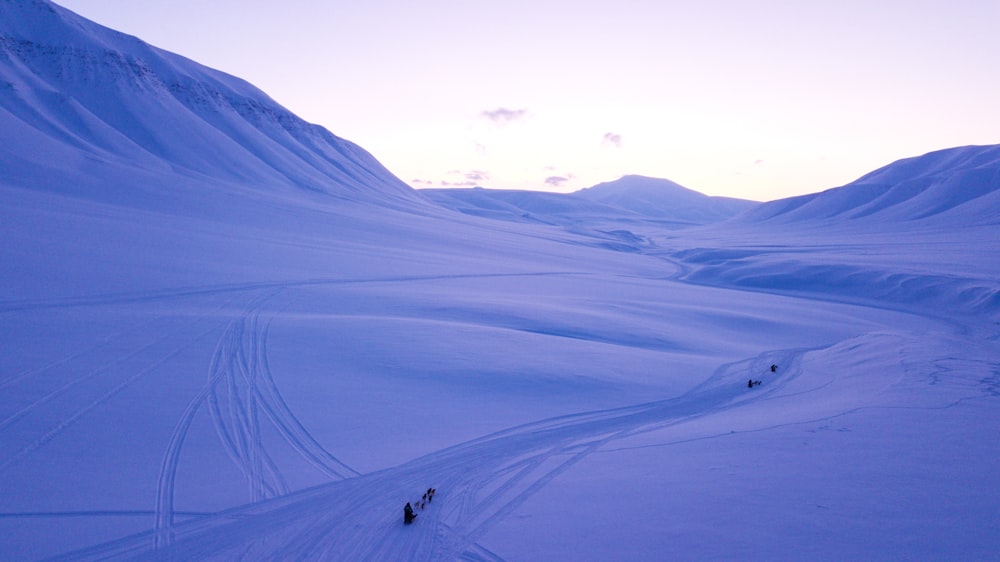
748, 379, 754, 389
770, 364, 778, 373
427, 487, 435, 502
404, 502, 415, 524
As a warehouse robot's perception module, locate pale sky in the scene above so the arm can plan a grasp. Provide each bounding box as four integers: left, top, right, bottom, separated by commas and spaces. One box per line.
55, 0, 1000, 201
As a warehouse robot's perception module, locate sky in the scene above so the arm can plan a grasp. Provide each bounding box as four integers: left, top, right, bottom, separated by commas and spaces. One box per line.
54, 0, 1000, 201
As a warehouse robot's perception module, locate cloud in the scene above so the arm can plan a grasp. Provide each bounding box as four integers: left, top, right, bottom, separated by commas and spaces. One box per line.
480, 107, 528, 124
544, 175, 570, 187
413, 170, 490, 188
602, 132, 623, 148
460, 170, 490, 183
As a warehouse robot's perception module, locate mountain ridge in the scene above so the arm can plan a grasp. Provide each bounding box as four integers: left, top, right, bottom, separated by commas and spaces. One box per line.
422, 175, 758, 229
735, 144, 1000, 226
0, 0, 424, 210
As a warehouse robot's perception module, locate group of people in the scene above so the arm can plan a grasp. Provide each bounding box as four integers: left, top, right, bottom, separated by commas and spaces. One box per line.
403, 487, 437, 524
747, 364, 778, 389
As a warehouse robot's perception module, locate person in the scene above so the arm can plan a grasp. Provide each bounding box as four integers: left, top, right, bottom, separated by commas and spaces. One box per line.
748, 379, 753, 389
404, 502, 415, 524
770, 364, 777, 373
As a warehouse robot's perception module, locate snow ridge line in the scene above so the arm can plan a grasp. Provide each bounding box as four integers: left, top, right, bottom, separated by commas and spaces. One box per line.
0, 272, 585, 313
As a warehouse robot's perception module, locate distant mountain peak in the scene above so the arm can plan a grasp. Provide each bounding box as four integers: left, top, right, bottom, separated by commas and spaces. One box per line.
577, 175, 695, 196
423, 175, 757, 228
572, 175, 755, 222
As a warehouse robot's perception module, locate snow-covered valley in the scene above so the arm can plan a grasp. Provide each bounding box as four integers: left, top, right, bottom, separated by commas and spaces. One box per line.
2, 2, 998, 560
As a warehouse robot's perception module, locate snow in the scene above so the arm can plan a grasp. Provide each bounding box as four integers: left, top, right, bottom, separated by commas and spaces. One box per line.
2, 2, 999, 560
423, 175, 757, 229
738, 145, 1000, 226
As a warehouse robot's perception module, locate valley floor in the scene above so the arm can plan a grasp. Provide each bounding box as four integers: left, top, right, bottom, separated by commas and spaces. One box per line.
1, 189, 998, 560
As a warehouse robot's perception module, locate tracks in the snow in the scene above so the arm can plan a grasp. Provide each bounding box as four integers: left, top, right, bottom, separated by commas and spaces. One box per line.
125, 337, 811, 560
48, 284, 815, 561
153, 290, 358, 549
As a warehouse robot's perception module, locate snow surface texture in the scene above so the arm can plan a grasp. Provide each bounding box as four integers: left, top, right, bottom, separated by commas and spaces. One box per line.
2, 2, 1000, 560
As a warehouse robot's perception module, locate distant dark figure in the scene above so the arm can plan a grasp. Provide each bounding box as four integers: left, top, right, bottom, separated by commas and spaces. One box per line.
748, 379, 754, 389
770, 364, 778, 373
427, 487, 435, 502
420, 500, 425, 510
404, 502, 415, 524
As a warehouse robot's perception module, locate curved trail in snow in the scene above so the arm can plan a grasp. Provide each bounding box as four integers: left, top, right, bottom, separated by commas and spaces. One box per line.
62, 332, 810, 560
50, 281, 996, 561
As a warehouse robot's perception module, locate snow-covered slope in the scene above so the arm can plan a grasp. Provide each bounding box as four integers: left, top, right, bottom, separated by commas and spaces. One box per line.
738, 145, 1000, 226
423, 175, 757, 229
2, 2, 999, 561
421, 186, 625, 226
0, 0, 423, 210
575, 175, 757, 222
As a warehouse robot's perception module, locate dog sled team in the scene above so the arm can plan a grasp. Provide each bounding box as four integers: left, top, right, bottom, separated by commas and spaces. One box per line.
403, 487, 436, 524
747, 364, 778, 389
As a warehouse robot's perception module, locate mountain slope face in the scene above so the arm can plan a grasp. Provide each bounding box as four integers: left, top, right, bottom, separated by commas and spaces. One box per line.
574, 175, 757, 223
0, 0, 423, 209
738, 145, 1000, 226
422, 175, 757, 229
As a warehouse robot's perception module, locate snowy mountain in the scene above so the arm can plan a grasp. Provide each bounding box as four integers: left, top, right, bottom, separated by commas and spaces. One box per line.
2, 2, 999, 561
575, 175, 756, 222
423, 175, 756, 229
737, 144, 1000, 226
0, 0, 424, 210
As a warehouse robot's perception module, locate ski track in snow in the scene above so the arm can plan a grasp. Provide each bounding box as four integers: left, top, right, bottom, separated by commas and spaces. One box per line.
153, 289, 359, 550
57, 319, 813, 560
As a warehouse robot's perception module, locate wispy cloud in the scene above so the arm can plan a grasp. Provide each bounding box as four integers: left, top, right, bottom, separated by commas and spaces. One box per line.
480, 107, 528, 124
544, 175, 570, 187
602, 132, 623, 148
413, 170, 490, 188
460, 170, 490, 183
